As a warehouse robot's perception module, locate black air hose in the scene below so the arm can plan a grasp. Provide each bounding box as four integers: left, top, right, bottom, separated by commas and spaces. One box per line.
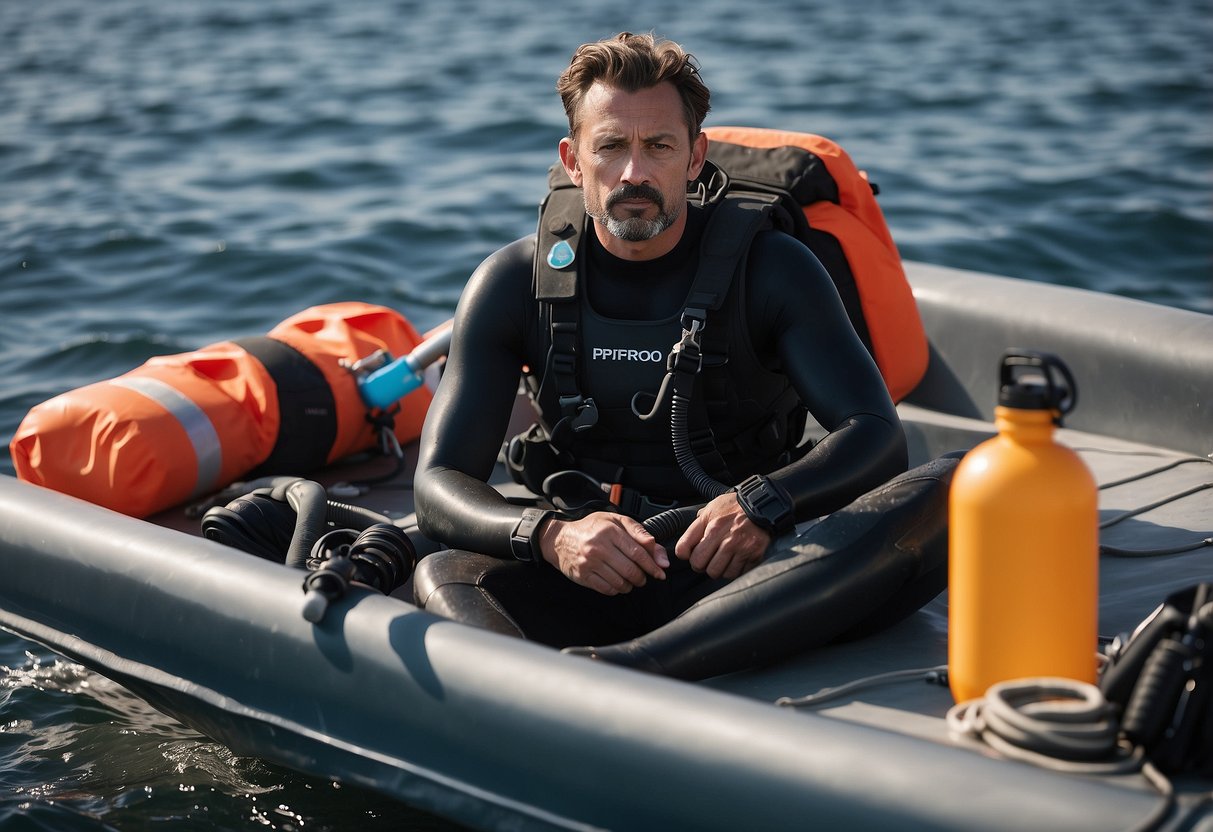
322, 499, 395, 534
271, 479, 329, 569
274, 480, 396, 569
633, 317, 733, 503
641, 504, 703, 545
670, 390, 732, 500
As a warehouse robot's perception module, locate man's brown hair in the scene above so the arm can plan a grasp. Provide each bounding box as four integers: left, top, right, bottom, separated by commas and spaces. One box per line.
556, 32, 711, 142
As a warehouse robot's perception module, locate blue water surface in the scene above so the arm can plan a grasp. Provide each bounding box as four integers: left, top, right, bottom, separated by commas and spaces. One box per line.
1, 0, 1210, 828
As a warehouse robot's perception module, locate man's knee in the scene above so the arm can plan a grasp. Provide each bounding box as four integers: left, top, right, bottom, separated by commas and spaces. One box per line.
413, 551, 528, 638
414, 550, 491, 605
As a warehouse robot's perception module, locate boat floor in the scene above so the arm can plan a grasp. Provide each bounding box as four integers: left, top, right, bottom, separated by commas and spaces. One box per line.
158, 400, 1213, 764
708, 405, 1212, 735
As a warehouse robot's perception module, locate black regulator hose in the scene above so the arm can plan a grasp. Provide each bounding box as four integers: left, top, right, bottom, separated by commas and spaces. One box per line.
322, 499, 395, 537
633, 319, 731, 503
271, 479, 329, 569
670, 390, 732, 501
641, 504, 704, 545
265, 479, 398, 569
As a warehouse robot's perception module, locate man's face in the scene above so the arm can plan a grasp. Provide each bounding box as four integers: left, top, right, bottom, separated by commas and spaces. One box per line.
560, 81, 707, 258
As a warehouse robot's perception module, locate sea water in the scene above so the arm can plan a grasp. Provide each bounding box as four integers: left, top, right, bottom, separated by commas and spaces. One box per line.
1, 0, 1210, 828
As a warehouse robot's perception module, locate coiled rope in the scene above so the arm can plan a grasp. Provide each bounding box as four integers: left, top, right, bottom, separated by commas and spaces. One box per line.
947, 678, 1175, 832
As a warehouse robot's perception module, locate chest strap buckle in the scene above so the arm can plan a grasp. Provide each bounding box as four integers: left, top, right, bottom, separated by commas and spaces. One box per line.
557, 394, 599, 433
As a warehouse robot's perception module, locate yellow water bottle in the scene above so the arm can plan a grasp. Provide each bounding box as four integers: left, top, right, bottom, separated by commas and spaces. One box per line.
948, 350, 1099, 703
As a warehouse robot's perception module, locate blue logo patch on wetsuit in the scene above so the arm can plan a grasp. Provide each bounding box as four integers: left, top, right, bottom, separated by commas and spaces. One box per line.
547, 240, 576, 270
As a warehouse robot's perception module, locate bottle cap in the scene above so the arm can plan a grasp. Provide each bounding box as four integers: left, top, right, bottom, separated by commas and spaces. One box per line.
998, 350, 1078, 423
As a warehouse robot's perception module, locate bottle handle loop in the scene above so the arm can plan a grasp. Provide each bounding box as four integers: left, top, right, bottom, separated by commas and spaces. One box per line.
1000, 349, 1078, 425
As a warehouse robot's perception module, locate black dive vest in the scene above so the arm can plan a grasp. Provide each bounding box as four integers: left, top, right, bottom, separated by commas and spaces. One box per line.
525, 164, 807, 505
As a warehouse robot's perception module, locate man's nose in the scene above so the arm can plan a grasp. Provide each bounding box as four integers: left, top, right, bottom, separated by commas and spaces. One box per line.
620, 147, 650, 184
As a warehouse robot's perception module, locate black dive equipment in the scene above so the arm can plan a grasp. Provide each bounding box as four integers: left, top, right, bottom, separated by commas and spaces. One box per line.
1100, 582, 1213, 776
202, 478, 416, 623
522, 161, 810, 513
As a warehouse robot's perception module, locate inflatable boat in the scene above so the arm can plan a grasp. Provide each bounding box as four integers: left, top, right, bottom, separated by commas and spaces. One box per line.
2, 261, 1211, 831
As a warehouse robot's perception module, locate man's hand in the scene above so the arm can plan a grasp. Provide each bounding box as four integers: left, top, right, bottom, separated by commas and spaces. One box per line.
537, 512, 669, 595
674, 493, 772, 580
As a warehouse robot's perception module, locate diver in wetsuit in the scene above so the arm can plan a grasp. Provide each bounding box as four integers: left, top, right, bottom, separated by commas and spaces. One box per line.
412, 32, 910, 652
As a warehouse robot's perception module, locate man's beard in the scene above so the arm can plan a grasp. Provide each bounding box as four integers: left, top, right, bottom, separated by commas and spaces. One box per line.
587, 183, 681, 242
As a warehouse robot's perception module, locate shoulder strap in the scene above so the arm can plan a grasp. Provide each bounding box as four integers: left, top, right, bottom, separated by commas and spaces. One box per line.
689, 186, 781, 318
535, 165, 584, 302
534, 165, 598, 438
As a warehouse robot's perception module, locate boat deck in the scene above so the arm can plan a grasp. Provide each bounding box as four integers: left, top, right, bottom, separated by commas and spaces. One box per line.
164, 398, 1213, 777
713, 404, 1213, 744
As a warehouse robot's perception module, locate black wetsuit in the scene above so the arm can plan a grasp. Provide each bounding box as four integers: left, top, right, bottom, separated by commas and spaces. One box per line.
413, 203, 907, 646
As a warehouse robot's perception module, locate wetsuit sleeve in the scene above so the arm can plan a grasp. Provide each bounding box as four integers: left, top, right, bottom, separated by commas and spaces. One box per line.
744, 232, 908, 519
414, 237, 540, 558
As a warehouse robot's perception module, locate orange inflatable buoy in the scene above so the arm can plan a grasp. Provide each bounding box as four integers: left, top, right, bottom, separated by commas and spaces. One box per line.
10, 302, 436, 518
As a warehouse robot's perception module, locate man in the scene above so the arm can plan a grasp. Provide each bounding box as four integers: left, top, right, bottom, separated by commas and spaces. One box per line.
412, 32, 906, 648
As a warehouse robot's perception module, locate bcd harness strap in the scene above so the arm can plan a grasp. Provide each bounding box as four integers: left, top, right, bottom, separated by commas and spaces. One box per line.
535, 182, 598, 447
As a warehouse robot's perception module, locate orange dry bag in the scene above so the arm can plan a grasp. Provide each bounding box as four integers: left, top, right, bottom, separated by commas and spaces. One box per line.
704, 126, 928, 402
10, 302, 434, 518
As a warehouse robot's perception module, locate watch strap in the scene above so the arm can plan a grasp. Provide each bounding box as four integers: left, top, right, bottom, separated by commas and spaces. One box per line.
510, 508, 554, 563
733, 474, 795, 537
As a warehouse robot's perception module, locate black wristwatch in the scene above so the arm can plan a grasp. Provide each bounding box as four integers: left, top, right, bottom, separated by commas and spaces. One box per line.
510, 508, 555, 563
734, 474, 795, 537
